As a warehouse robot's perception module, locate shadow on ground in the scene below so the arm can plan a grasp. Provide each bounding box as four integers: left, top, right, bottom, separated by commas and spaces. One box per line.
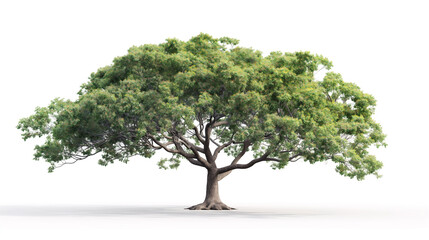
1, 204, 426, 221
0, 205, 331, 218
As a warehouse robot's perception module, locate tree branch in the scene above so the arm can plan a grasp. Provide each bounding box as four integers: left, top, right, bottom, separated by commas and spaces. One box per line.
212, 140, 233, 161
172, 137, 210, 168
171, 138, 197, 158
161, 132, 173, 140
217, 140, 251, 180
193, 126, 205, 144
210, 137, 221, 147
184, 157, 204, 167
218, 152, 270, 174
203, 120, 228, 164
212, 120, 228, 128
218, 153, 301, 175
178, 135, 205, 153
204, 122, 214, 163
148, 136, 179, 154
55, 149, 102, 169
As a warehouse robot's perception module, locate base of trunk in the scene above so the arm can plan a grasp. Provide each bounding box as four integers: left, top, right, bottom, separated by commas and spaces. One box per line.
186, 201, 235, 210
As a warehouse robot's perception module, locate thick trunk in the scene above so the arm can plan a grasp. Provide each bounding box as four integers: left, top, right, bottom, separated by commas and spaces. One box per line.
187, 169, 234, 210
204, 169, 221, 203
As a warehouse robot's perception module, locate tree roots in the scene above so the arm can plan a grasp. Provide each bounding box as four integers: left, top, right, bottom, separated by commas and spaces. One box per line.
186, 202, 235, 210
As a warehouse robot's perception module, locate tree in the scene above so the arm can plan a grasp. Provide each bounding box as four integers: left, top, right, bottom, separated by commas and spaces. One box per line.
17, 33, 386, 210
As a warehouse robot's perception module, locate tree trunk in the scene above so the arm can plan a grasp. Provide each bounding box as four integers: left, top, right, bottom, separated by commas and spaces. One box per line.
187, 169, 235, 210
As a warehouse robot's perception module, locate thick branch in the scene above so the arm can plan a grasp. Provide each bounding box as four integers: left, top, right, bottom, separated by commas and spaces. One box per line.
178, 135, 205, 153
173, 137, 210, 168
193, 126, 205, 144
217, 140, 251, 180
172, 140, 196, 159
211, 120, 228, 128
218, 152, 270, 173
231, 140, 251, 163
204, 122, 214, 163
185, 157, 204, 167
218, 153, 301, 174
203, 120, 229, 164
151, 137, 204, 167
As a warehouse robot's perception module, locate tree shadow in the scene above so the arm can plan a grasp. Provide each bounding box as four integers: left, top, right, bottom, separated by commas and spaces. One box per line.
0, 205, 330, 219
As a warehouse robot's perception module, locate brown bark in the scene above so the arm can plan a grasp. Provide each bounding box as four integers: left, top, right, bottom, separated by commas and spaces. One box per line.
187, 169, 234, 210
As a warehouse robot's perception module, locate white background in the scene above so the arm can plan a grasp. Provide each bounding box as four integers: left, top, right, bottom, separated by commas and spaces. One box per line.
0, 0, 428, 239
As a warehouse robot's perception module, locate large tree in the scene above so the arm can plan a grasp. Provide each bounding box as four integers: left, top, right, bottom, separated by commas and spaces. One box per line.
17, 33, 386, 210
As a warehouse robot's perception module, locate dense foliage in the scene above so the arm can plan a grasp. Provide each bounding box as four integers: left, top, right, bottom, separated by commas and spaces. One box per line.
18, 33, 386, 180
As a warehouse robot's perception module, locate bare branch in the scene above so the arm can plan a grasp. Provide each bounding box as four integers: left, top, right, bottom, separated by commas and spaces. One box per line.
210, 138, 221, 147
212, 140, 233, 161
193, 126, 205, 144
173, 137, 210, 168
217, 140, 250, 180
161, 132, 173, 140
178, 135, 205, 153
184, 157, 204, 167
288, 154, 301, 162
204, 122, 214, 163
149, 135, 181, 154
55, 149, 102, 169
212, 120, 228, 128
171, 138, 197, 159
218, 152, 270, 174
218, 153, 301, 174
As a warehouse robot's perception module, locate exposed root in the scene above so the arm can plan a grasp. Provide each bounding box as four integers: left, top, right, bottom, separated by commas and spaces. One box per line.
186, 202, 235, 210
